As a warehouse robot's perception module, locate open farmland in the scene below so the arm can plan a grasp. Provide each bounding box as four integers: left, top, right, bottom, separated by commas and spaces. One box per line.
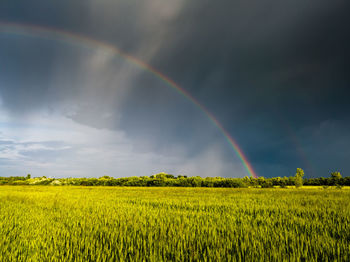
0, 186, 349, 261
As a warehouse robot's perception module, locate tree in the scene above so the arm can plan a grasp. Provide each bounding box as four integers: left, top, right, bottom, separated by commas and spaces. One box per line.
26, 174, 31, 179
331, 172, 342, 179
295, 168, 304, 188
99, 176, 112, 179
330, 171, 342, 186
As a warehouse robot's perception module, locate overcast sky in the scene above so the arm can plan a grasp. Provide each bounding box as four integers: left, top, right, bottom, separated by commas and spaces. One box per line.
0, 0, 349, 178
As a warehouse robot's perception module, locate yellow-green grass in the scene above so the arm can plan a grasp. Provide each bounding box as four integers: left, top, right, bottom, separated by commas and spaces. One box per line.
0, 186, 349, 261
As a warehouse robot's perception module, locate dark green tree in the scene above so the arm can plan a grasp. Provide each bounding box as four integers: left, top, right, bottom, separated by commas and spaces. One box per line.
330, 171, 342, 186
331, 171, 342, 179
295, 168, 304, 188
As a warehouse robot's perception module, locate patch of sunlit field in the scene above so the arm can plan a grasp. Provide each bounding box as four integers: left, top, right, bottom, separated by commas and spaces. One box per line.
0, 186, 349, 261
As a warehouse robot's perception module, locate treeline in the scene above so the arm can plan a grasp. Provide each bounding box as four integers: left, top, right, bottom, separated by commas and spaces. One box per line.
0, 171, 348, 187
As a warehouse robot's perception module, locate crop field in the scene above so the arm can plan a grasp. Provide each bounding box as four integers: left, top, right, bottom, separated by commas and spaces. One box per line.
0, 186, 349, 261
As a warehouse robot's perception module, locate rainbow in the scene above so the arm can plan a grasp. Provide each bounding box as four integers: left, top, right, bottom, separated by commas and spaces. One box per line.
0, 22, 258, 178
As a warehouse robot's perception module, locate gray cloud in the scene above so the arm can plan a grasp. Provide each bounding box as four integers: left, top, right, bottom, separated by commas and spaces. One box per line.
0, 0, 349, 177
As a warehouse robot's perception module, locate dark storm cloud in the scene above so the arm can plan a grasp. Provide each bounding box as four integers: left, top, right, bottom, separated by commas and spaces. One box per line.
149, 0, 350, 118
0, 35, 60, 113
0, 0, 349, 177
142, 0, 350, 176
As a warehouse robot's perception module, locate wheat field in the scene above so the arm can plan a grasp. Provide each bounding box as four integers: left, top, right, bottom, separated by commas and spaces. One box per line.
0, 186, 349, 261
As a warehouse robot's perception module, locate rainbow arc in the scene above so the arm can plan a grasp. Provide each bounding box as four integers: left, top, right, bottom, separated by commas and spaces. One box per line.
0, 22, 258, 178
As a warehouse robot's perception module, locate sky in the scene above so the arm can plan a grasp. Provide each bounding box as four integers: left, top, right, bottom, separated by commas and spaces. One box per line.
0, 0, 349, 178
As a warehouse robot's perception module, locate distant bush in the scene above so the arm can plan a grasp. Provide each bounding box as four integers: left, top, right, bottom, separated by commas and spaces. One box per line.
260, 180, 274, 188
0, 172, 349, 187
11, 180, 29, 185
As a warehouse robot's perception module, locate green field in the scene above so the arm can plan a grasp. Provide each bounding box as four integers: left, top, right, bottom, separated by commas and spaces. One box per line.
0, 186, 349, 261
